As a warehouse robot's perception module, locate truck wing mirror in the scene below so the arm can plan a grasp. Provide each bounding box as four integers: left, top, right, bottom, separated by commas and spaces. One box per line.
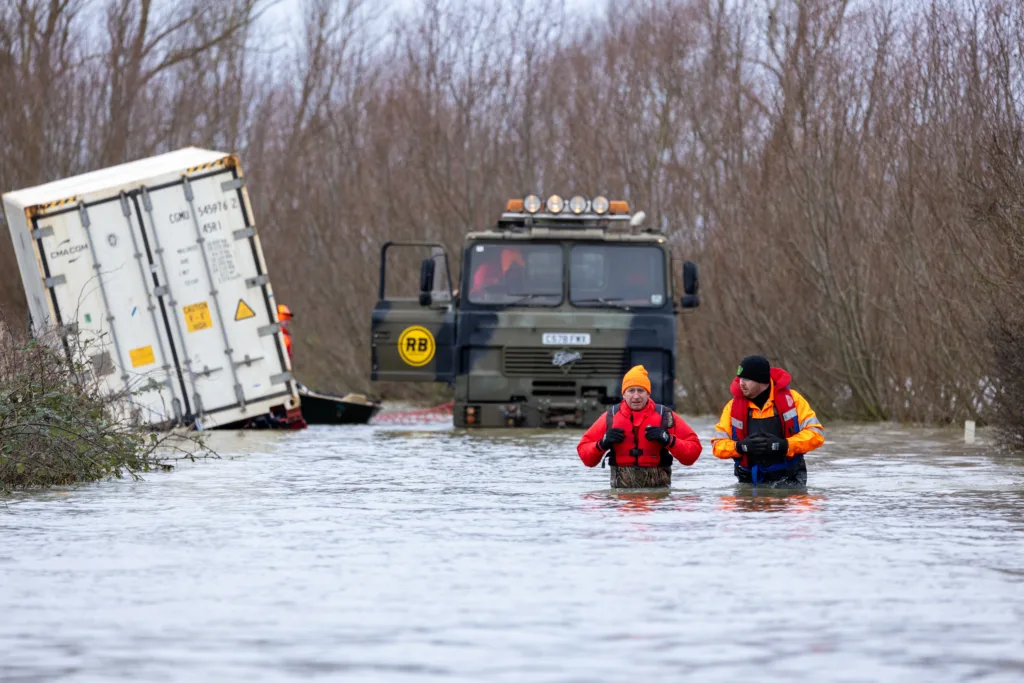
419, 258, 436, 306
680, 260, 699, 309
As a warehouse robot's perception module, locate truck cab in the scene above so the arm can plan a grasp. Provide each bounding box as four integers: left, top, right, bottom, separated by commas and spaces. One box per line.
371, 194, 699, 427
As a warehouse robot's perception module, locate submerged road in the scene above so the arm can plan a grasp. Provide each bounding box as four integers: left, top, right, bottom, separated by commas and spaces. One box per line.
2, 418, 1023, 682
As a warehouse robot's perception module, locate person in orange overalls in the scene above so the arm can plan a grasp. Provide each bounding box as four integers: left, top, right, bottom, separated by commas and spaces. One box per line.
577, 365, 702, 476
711, 355, 825, 487
277, 304, 294, 359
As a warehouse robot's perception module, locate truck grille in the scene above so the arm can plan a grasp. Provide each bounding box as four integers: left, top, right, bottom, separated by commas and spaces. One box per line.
503, 347, 628, 378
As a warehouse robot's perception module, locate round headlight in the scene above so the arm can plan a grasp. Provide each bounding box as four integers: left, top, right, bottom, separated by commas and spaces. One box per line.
523, 194, 542, 214
568, 195, 588, 214
547, 194, 564, 214
591, 196, 610, 215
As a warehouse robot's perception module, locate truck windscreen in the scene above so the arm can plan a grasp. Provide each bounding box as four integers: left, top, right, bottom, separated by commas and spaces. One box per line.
466, 243, 563, 305
570, 244, 667, 308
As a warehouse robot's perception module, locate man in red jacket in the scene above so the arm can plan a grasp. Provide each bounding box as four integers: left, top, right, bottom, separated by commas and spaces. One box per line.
577, 365, 702, 488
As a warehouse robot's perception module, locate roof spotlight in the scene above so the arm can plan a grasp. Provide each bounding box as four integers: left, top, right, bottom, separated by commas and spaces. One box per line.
568, 195, 588, 214
523, 194, 542, 214
591, 195, 610, 215
547, 194, 564, 214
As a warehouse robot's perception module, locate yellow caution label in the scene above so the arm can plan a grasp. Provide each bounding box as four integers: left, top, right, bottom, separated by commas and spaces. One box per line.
234, 299, 256, 321
397, 325, 436, 367
129, 345, 155, 368
183, 301, 213, 333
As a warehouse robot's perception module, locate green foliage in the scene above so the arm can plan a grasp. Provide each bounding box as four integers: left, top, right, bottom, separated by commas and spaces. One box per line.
0, 328, 198, 491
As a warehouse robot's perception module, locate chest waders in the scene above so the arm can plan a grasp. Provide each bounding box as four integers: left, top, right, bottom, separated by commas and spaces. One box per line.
734, 410, 807, 486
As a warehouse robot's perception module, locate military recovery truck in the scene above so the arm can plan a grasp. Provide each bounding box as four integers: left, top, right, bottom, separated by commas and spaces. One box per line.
371, 194, 699, 428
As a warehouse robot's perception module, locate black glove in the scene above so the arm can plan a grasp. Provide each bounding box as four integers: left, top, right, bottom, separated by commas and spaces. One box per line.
737, 435, 772, 457
599, 428, 625, 451
766, 434, 789, 455
645, 425, 673, 446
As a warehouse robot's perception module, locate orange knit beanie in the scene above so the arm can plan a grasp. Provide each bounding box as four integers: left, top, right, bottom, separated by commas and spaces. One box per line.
621, 365, 651, 393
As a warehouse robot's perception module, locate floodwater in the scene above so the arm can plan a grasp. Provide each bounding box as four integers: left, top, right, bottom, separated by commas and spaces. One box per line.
2, 417, 1024, 682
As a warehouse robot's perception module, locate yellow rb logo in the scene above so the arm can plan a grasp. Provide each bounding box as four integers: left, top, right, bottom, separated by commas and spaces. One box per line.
398, 326, 436, 367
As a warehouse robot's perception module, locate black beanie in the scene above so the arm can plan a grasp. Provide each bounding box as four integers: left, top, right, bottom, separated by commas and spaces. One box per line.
737, 355, 771, 384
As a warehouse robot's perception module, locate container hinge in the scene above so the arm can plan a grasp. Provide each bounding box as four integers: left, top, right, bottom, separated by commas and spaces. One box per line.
153, 285, 169, 297
141, 188, 153, 211
182, 177, 194, 201
270, 372, 293, 385
44, 275, 66, 288
221, 178, 246, 192
233, 227, 255, 241
234, 354, 265, 368
245, 274, 269, 288
235, 384, 246, 407
258, 322, 281, 337
119, 193, 131, 217
32, 226, 54, 240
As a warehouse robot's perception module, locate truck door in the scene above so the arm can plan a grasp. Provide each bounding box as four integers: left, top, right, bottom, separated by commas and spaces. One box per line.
371, 242, 455, 383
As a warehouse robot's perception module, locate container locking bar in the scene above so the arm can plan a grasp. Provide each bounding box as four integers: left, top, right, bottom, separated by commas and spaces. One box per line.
192, 365, 224, 379
142, 186, 200, 417
79, 203, 129, 383
182, 177, 246, 409
120, 190, 178, 404
234, 354, 265, 368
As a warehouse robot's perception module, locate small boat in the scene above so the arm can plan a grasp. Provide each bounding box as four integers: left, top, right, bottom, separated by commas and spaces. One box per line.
298, 386, 383, 425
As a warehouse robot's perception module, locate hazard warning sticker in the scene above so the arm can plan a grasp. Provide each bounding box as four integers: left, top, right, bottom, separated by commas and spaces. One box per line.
183, 302, 213, 333
234, 299, 256, 321
397, 325, 435, 367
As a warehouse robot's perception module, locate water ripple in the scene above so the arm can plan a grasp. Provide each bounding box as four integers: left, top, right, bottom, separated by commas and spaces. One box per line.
2, 420, 1023, 682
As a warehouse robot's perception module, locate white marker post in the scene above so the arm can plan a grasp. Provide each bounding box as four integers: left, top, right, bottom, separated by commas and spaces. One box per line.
964, 420, 976, 445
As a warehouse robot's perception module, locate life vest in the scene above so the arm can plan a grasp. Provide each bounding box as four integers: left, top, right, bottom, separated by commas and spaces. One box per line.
601, 401, 674, 468
730, 367, 803, 484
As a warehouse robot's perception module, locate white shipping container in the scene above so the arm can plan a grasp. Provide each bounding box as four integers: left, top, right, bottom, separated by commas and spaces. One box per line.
2, 147, 299, 428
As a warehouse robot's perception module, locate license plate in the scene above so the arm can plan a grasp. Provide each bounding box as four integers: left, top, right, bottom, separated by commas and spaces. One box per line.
542, 333, 591, 346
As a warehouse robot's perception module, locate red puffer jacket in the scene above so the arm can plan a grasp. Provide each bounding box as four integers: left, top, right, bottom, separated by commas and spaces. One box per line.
577, 399, 702, 468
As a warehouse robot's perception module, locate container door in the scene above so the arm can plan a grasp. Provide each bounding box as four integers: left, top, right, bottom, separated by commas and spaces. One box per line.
371, 242, 455, 383
31, 197, 186, 425
134, 168, 293, 426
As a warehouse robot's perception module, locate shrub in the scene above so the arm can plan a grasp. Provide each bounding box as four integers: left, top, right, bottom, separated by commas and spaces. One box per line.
0, 321, 205, 491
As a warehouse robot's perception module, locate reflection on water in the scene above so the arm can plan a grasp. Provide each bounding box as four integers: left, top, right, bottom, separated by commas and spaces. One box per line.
717, 490, 825, 513
2, 418, 1024, 682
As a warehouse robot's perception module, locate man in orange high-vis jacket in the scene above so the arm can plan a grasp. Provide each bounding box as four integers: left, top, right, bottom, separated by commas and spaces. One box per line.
578, 365, 702, 471
277, 304, 294, 359
712, 355, 824, 487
